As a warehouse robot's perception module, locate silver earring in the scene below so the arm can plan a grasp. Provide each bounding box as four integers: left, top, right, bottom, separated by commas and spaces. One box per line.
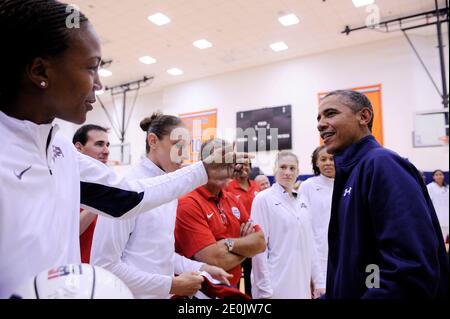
40, 81, 47, 87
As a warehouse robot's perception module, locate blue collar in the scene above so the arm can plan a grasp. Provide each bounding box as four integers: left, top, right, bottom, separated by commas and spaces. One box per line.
333, 135, 381, 168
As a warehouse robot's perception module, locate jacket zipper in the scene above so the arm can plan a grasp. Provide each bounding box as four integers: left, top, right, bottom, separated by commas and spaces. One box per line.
45, 127, 53, 175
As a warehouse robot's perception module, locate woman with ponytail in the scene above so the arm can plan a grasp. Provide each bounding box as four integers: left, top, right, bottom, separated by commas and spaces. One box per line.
91, 113, 232, 298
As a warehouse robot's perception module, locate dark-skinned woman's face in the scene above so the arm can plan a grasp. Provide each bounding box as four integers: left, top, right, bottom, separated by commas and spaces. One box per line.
45, 22, 103, 124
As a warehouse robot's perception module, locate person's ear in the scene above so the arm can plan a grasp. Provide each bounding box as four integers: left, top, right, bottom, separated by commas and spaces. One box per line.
26, 57, 51, 89
148, 133, 159, 150
358, 108, 373, 127
74, 142, 84, 152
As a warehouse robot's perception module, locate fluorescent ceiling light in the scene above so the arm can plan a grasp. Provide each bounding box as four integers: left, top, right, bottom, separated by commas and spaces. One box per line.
352, 0, 374, 7
98, 69, 112, 77
270, 41, 288, 52
193, 39, 213, 49
139, 56, 157, 65
147, 12, 171, 26
95, 89, 104, 96
278, 14, 299, 26
167, 68, 183, 76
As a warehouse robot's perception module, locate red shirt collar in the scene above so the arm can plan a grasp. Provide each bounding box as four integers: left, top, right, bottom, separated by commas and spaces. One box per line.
196, 186, 228, 201
228, 178, 258, 191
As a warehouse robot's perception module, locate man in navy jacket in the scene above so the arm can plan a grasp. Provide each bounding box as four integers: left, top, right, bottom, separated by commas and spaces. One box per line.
317, 90, 448, 299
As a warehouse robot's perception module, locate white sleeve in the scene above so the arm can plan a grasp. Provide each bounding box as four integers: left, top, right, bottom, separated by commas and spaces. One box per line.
310, 236, 326, 289
173, 253, 204, 275
78, 152, 207, 219
426, 184, 434, 201
90, 215, 173, 298
250, 195, 273, 299
299, 194, 326, 290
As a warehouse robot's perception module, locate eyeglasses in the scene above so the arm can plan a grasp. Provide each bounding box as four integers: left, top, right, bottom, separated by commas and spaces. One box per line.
216, 202, 228, 226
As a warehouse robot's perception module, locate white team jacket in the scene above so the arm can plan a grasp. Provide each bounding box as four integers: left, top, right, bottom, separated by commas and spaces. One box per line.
299, 174, 334, 281
251, 183, 325, 299
427, 181, 449, 238
0, 111, 207, 298
91, 157, 204, 299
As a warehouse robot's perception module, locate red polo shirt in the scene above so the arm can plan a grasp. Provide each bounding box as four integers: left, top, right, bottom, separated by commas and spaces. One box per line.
225, 179, 260, 214
175, 186, 259, 287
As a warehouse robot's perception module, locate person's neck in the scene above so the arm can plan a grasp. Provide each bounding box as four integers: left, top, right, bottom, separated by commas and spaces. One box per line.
279, 183, 294, 197
358, 130, 372, 142
2, 96, 54, 124
204, 184, 221, 197
147, 152, 165, 172
335, 132, 373, 157
237, 177, 249, 189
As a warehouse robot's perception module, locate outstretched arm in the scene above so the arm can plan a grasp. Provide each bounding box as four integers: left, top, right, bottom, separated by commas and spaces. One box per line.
78, 150, 252, 220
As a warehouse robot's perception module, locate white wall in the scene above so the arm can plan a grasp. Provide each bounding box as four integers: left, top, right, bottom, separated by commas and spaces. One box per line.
59, 33, 449, 174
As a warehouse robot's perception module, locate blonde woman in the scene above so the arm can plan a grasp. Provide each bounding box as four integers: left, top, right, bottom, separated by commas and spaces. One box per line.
251, 151, 325, 299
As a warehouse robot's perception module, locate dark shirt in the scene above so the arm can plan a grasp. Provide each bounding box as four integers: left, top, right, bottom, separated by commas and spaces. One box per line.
326, 135, 449, 299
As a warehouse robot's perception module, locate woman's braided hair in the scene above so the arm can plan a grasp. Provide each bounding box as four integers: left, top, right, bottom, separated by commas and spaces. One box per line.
0, 0, 88, 105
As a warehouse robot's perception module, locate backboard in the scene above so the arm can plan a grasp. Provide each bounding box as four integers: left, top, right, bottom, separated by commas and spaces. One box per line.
413, 109, 449, 147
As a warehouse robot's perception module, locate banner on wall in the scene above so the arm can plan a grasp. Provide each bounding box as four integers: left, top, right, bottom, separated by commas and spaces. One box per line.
236, 105, 292, 152
179, 108, 217, 163
318, 84, 384, 146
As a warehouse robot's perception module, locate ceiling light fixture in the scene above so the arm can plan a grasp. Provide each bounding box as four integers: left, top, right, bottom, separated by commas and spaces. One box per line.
278, 14, 299, 26
148, 12, 171, 26
98, 68, 112, 77
139, 56, 157, 64
270, 41, 288, 52
352, 0, 375, 8
193, 39, 213, 49
167, 68, 183, 76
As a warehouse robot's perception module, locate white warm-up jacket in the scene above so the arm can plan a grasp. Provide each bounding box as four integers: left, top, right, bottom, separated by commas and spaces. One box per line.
427, 181, 449, 239
0, 111, 207, 298
250, 183, 325, 299
299, 174, 334, 280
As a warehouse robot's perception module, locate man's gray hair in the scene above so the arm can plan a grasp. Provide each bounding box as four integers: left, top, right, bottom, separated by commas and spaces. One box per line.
323, 90, 374, 131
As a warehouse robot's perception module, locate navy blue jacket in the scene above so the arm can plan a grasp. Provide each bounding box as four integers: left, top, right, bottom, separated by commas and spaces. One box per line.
326, 135, 448, 299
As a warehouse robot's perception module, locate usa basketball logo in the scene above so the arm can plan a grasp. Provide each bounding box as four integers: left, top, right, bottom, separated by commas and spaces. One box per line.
48, 265, 81, 280
52, 145, 64, 162
231, 207, 241, 219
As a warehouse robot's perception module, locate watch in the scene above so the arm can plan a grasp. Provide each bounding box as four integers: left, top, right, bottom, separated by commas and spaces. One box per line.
224, 238, 234, 252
